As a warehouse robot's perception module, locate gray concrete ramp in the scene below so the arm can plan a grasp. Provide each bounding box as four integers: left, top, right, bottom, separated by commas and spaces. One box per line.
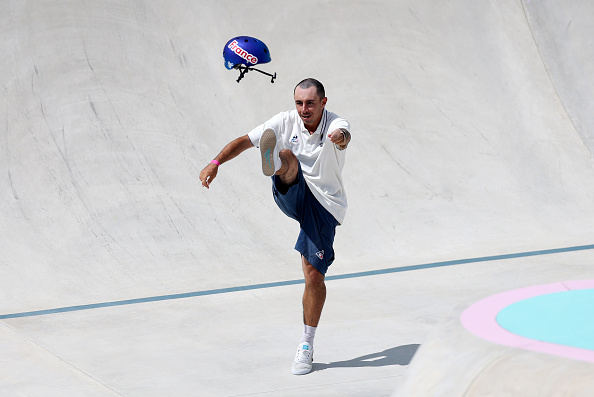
2, 0, 594, 395
396, 297, 594, 397
525, 0, 594, 154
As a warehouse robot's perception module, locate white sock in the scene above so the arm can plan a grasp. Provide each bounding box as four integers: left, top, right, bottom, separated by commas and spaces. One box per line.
300, 325, 317, 346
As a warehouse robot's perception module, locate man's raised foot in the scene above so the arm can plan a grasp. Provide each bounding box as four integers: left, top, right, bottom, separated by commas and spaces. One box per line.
260, 128, 279, 177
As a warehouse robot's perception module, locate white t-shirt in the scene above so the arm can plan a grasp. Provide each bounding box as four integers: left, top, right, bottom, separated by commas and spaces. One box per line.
248, 109, 350, 224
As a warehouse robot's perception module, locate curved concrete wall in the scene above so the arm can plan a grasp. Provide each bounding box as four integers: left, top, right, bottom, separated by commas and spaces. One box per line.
3, 0, 594, 314
1, 0, 594, 395
524, 0, 594, 154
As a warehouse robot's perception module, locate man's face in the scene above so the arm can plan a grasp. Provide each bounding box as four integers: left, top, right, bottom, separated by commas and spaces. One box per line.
294, 86, 327, 132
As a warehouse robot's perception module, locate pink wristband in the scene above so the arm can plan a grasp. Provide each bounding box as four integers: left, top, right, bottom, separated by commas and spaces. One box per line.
211, 160, 220, 166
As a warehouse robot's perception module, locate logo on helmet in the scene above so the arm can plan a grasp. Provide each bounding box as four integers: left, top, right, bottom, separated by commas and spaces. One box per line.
228, 40, 258, 65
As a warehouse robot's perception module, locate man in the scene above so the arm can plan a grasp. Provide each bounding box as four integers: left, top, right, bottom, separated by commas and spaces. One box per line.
199, 78, 351, 375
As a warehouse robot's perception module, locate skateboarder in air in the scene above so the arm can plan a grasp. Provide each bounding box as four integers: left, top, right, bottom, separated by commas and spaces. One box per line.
199, 78, 351, 375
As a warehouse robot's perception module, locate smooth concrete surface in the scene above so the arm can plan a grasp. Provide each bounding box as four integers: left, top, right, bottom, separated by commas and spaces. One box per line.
396, 297, 594, 397
2, 0, 594, 395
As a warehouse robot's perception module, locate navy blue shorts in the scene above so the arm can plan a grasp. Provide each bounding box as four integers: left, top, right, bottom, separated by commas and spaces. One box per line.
272, 165, 338, 275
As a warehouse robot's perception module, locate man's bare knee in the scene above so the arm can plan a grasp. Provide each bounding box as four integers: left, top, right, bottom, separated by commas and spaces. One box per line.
302, 257, 325, 285
279, 149, 298, 168
277, 149, 299, 185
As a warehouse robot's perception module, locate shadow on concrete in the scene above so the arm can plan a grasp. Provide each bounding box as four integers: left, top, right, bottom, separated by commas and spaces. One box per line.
313, 344, 420, 372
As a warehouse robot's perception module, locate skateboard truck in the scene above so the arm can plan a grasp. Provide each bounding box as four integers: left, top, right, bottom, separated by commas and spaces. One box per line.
233, 64, 276, 83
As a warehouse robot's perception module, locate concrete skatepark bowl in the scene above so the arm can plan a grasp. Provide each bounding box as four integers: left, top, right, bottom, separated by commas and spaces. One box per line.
2, 1, 594, 395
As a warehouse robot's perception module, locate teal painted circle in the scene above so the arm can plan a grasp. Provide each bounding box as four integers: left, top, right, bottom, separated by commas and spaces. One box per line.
496, 289, 594, 350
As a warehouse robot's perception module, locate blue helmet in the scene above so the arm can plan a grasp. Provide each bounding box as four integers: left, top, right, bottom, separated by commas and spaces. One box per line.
223, 36, 271, 70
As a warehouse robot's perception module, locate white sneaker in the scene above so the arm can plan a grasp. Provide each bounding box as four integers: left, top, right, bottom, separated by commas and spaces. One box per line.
291, 343, 314, 375
259, 128, 280, 177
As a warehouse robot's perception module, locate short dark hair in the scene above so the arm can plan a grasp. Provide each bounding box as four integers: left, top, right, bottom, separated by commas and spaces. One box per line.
294, 78, 325, 99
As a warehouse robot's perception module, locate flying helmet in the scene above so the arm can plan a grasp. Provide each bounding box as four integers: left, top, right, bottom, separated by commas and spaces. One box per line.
223, 36, 276, 83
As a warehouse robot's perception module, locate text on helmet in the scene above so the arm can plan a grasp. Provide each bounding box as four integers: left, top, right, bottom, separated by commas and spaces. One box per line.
228, 40, 258, 64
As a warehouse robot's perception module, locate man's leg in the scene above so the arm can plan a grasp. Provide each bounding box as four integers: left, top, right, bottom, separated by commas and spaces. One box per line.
278, 152, 327, 330
276, 152, 328, 330
302, 255, 326, 327
269, 148, 335, 375
292, 256, 326, 375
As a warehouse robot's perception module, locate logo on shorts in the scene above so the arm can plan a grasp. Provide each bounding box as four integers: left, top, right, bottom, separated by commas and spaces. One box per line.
316, 250, 324, 260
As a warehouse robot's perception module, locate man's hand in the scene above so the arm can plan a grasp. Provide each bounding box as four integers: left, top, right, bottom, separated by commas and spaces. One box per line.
199, 135, 254, 189
199, 163, 219, 189
328, 128, 350, 149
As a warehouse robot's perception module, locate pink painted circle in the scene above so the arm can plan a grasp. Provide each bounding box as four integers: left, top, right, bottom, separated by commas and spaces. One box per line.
461, 280, 594, 363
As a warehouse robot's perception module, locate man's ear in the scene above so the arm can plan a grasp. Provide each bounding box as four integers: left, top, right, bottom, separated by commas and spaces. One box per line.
321, 97, 327, 107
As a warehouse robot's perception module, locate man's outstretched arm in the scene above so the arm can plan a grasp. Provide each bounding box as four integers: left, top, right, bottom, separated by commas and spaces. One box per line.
199, 134, 253, 189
